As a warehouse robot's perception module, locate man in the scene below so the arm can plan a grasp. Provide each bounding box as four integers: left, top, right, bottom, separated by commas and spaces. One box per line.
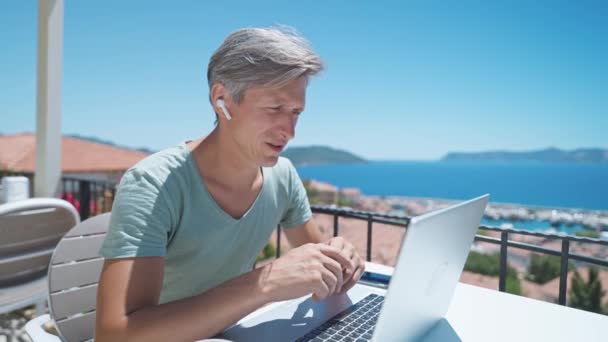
95, 27, 365, 341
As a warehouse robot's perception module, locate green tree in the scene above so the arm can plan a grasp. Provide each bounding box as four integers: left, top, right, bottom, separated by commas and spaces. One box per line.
337, 193, 355, 208
302, 180, 321, 205
569, 267, 606, 315
256, 242, 277, 262
505, 270, 522, 295
464, 251, 521, 295
465, 251, 502, 276
476, 229, 489, 237
526, 254, 574, 284
575, 230, 601, 239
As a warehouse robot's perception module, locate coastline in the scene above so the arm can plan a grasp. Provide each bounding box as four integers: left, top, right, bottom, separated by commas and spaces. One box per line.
304, 179, 608, 236
379, 195, 608, 233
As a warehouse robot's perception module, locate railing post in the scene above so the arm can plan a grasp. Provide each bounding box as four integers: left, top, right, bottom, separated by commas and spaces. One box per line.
59, 179, 66, 199
333, 214, 340, 237
111, 187, 116, 209
366, 214, 373, 262
276, 224, 281, 258
499, 231, 508, 292
79, 179, 91, 221
559, 239, 570, 306
102, 184, 108, 213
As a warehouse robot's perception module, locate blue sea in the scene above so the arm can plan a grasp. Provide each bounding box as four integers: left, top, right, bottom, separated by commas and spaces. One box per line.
296, 161, 608, 212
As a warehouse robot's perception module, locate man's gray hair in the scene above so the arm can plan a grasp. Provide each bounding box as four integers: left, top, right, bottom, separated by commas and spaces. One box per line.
207, 26, 324, 104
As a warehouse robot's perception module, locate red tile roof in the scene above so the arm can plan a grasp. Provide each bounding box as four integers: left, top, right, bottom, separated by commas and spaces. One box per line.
0, 133, 149, 173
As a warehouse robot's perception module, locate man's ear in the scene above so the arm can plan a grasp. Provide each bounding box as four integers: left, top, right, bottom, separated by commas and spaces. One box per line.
216, 99, 232, 120
210, 83, 232, 122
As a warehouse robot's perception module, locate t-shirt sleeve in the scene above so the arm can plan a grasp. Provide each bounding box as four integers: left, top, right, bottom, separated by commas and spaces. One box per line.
280, 159, 313, 228
99, 169, 174, 258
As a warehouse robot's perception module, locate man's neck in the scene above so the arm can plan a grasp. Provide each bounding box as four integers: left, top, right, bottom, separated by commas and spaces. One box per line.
189, 128, 262, 192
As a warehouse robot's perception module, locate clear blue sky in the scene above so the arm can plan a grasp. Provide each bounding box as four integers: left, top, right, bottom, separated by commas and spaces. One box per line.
1, 1, 606, 160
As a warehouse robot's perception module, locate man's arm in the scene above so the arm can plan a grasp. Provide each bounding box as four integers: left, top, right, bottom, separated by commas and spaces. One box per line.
282, 217, 325, 247
95, 257, 269, 342
95, 243, 354, 342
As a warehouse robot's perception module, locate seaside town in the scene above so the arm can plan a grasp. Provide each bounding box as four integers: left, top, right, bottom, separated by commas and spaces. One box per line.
274, 179, 608, 312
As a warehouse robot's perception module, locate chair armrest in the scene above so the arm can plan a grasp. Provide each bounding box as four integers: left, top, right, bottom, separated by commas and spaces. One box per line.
24, 314, 62, 342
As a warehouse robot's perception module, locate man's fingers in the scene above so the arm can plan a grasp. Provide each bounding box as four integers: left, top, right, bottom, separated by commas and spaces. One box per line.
339, 261, 366, 294
345, 244, 355, 259
317, 244, 354, 273
325, 239, 358, 277
312, 276, 329, 301
339, 268, 364, 294
323, 267, 338, 296
342, 245, 357, 278
313, 269, 335, 301
320, 255, 343, 294
311, 242, 363, 296
327, 236, 345, 250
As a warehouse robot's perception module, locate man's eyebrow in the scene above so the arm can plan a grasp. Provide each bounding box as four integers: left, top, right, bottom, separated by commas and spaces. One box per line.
258, 94, 304, 109
259, 97, 281, 105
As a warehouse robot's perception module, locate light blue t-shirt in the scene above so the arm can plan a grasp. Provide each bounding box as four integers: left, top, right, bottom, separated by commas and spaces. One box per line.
98, 142, 312, 304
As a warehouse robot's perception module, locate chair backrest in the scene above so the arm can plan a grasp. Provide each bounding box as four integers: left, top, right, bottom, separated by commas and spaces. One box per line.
48, 212, 110, 342
0, 198, 80, 287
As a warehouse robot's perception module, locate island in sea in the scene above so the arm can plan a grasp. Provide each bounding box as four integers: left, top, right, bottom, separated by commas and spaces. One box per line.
281, 145, 367, 166
442, 147, 608, 163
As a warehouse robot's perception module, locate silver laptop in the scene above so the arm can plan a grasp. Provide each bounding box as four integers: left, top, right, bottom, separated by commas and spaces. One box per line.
219, 194, 489, 341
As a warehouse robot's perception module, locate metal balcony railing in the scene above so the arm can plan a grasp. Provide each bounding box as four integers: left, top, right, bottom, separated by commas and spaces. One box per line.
273, 205, 608, 307
0, 171, 114, 220
59, 175, 115, 220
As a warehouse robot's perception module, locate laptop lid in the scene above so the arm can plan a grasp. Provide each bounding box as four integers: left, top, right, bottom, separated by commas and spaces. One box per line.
372, 194, 489, 341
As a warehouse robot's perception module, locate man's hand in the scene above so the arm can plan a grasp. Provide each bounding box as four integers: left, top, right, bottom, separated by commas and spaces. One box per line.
326, 236, 366, 294
259, 243, 353, 302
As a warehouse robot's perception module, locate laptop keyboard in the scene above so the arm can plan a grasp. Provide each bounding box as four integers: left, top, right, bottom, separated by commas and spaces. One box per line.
295, 293, 385, 342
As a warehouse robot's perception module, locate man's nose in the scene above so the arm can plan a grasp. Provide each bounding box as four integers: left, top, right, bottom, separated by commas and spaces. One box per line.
280, 114, 297, 140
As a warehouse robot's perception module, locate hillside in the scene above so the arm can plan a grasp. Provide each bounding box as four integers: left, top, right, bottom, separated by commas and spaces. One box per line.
282, 145, 367, 166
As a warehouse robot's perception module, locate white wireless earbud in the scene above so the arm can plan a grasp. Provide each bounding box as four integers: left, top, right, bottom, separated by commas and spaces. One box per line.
216, 99, 232, 121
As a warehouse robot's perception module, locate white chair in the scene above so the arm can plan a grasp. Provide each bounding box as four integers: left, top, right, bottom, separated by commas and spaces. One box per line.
0, 198, 79, 316
25, 212, 110, 342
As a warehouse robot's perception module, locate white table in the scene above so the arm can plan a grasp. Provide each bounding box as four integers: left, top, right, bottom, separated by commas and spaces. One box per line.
220, 262, 608, 341
364, 262, 608, 342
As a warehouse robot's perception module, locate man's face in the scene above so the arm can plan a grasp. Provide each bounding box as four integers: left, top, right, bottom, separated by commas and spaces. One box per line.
227, 76, 307, 167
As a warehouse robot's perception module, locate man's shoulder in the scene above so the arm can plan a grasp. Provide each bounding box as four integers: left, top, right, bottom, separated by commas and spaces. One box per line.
263, 157, 303, 200
275, 156, 296, 170
120, 144, 190, 188
267, 157, 297, 180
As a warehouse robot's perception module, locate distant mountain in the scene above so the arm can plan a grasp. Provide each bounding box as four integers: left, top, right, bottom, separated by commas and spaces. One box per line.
67, 134, 156, 154
441, 147, 608, 163
282, 145, 367, 166
66, 135, 365, 166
